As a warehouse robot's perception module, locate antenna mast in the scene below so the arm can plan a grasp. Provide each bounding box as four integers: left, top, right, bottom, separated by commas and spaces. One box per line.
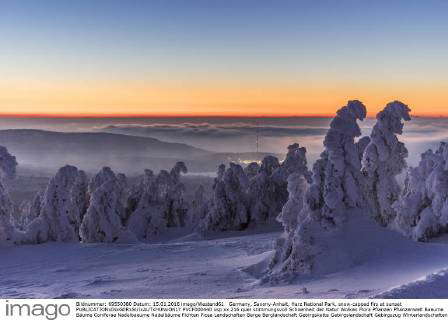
255, 120, 259, 154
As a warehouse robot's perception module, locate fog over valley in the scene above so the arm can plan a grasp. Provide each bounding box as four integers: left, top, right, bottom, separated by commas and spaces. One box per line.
0, 116, 446, 176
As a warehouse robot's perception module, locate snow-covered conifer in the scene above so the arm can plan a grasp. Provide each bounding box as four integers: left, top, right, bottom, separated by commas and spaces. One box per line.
393, 142, 448, 240
270, 173, 309, 274
23, 165, 88, 243
80, 173, 127, 243
244, 162, 260, 179
189, 185, 208, 227
126, 169, 161, 240
126, 162, 188, 241
200, 163, 250, 232
88, 166, 116, 194
15, 192, 42, 230
0, 181, 15, 242
0, 146, 17, 180
0, 146, 18, 242
158, 161, 189, 228
276, 143, 311, 183
246, 144, 311, 225
277, 173, 308, 234
247, 156, 281, 223
362, 101, 411, 226
268, 100, 369, 278
304, 100, 369, 227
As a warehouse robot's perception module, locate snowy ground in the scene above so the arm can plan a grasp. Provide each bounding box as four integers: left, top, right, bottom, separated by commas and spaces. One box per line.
2, 222, 448, 299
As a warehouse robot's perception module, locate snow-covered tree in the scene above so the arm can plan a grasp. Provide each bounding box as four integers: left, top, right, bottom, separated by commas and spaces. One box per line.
126, 162, 188, 241
305, 100, 369, 227
273, 143, 312, 209
0, 146, 17, 180
0, 146, 17, 242
276, 143, 312, 183
248, 156, 281, 223
14, 192, 42, 231
200, 163, 250, 232
151, 161, 189, 230
268, 100, 369, 278
189, 184, 208, 227
362, 101, 411, 226
269, 173, 310, 276
244, 162, 260, 179
71, 170, 89, 227
249, 144, 311, 224
164, 161, 189, 228
269, 146, 313, 272
78, 166, 134, 243
0, 182, 16, 243
79, 168, 127, 243
126, 169, 155, 216
199, 143, 312, 233
126, 169, 162, 240
393, 142, 448, 241
273, 144, 311, 232
88, 166, 116, 194
277, 174, 308, 234
22, 165, 88, 243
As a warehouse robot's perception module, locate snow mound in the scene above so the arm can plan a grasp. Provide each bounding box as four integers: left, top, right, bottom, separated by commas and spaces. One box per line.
267, 209, 411, 280
374, 269, 448, 298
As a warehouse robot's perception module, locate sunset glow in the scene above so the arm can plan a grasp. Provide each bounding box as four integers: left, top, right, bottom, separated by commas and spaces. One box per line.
2, 0, 448, 117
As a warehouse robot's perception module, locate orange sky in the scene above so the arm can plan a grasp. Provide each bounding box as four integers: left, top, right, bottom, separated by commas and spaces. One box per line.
1, 80, 448, 117
3, 1, 448, 118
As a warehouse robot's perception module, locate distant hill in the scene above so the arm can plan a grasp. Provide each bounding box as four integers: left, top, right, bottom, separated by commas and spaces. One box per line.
0, 129, 209, 157
0, 129, 208, 174
0, 129, 282, 176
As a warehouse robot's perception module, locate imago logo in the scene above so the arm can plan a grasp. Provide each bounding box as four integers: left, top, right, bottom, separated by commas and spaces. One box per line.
4, 300, 71, 320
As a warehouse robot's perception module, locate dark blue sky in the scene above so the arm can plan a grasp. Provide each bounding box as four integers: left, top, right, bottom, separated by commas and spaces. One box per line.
1, 0, 448, 115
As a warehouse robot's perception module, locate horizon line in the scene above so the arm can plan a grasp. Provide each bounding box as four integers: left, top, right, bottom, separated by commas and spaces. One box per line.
0, 112, 444, 119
